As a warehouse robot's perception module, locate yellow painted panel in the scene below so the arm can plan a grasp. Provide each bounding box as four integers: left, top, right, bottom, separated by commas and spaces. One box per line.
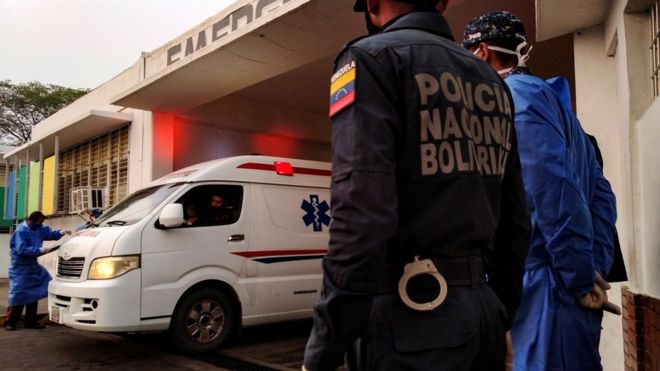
42, 156, 55, 215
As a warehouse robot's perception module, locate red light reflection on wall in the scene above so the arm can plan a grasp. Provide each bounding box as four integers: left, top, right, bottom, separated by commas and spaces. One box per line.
152, 112, 175, 164
250, 133, 298, 158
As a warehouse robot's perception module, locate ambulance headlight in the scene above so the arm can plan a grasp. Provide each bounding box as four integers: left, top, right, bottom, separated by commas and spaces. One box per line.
88, 255, 140, 280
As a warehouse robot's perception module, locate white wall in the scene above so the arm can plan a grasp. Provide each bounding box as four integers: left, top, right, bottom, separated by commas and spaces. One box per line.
621, 10, 658, 298
126, 110, 331, 193
172, 119, 331, 171
128, 110, 150, 195
574, 1, 660, 368
635, 98, 660, 298
0, 234, 11, 279
127, 111, 176, 194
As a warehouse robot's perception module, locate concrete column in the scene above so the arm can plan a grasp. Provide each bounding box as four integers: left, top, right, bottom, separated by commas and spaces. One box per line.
38, 142, 43, 210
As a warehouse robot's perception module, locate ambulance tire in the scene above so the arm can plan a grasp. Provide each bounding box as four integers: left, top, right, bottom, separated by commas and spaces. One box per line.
170, 288, 237, 354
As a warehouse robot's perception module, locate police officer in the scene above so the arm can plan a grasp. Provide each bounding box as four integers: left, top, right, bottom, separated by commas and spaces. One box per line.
303, 1, 530, 370
463, 12, 618, 370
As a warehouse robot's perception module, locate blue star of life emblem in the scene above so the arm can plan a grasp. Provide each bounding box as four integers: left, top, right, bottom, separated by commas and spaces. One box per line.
301, 195, 330, 232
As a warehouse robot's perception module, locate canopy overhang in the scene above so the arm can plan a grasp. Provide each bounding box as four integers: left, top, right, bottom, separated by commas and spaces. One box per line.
4, 110, 132, 161
112, 0, 362, 113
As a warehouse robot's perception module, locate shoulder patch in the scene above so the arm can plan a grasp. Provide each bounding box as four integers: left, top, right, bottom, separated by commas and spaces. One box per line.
329, 60, 356, 117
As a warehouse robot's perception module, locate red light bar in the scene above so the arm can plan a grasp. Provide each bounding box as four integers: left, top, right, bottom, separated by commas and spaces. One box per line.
274, 161, 294, 176
237, 162, 331, 176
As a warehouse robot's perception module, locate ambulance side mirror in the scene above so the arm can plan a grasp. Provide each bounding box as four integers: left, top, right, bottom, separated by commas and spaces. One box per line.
159, 203, 184, 229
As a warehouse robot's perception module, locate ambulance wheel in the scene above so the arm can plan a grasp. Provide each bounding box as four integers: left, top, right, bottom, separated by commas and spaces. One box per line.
170, 288, 236, 353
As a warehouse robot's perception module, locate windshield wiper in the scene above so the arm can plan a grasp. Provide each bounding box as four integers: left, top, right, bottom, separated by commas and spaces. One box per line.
106, 220, 127, 226
81, 221, 98, 229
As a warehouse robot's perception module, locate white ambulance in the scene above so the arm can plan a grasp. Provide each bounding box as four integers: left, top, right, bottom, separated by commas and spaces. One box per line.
48, 156, 331, 353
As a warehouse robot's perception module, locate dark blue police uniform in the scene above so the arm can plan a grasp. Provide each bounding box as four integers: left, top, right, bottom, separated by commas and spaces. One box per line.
304, 11, 530, 371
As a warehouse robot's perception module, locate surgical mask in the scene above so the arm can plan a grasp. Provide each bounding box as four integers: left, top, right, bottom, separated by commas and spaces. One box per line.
473, 41, 534, 68
491, 41, 533, 67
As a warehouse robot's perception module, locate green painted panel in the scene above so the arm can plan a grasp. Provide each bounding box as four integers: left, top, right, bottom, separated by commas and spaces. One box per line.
28, 162, 41, 214
16, 165, 27, 219
0, 187, 12, 227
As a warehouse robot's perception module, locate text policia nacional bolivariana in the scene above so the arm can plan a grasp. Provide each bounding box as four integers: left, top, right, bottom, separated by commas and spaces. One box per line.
415, 72, 514, 178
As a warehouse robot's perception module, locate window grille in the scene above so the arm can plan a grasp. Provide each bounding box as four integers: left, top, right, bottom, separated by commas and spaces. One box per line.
58, 126, 129, 213
0, 164, 7, 186
651, 0, 660, 97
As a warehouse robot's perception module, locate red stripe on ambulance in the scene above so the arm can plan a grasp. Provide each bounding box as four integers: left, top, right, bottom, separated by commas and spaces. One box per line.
231, 249, 328, 258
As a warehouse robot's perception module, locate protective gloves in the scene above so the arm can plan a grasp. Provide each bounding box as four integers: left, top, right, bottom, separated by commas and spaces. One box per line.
577, 271, 621, 315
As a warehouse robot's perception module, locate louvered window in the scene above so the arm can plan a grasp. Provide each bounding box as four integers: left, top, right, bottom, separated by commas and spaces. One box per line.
58, 126, 129, 213
0, 164, 7, 186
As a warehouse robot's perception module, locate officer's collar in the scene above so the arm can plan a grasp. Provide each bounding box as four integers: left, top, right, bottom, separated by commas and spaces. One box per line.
382, 12, 454, 41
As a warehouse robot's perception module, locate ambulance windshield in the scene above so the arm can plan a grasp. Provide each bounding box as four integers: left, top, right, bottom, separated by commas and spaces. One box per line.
95, 183, 184, 227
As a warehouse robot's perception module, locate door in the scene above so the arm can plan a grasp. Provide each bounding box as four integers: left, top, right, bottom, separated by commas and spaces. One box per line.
140, 183, 250, 319
238, 184, 330, 320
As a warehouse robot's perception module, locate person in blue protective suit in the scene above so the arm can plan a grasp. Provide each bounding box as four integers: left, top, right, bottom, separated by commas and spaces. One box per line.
74, 208, 103, 232
5, 211, 70, 331
463, 11, 618, 371
303, 1, 531, 370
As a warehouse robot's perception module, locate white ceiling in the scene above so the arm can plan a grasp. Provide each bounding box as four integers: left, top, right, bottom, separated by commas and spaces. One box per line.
535, 0, 609, 41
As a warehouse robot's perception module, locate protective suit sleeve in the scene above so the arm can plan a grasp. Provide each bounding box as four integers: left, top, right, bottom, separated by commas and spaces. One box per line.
590, 166, 617, 276
40, 225, 64, 241
304, 46, 400, 371
510, 82, 594, 298
489, 114, 531, 326
14, 228, 41, 256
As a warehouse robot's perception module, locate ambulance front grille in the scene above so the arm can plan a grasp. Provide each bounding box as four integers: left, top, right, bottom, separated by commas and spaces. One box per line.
57, 257, 85, 278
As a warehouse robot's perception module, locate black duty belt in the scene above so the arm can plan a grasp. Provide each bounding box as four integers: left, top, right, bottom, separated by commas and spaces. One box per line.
377, 255, 487, 294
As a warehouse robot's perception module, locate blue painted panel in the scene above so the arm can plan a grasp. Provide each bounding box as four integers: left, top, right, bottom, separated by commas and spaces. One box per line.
5, 170, 16, 220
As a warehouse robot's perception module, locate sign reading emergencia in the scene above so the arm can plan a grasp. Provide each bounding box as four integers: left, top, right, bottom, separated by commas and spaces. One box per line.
166, 0, 294, 67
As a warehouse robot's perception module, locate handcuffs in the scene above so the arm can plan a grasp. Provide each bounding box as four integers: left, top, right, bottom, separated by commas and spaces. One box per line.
398, 256, 448, 311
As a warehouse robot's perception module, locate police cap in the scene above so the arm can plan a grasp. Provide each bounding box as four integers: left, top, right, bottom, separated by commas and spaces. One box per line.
353, 0, 440, 12
462, 11, 527, 49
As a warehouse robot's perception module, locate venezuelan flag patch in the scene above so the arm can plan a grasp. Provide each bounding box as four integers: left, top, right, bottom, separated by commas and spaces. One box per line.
329, 61, 356, 117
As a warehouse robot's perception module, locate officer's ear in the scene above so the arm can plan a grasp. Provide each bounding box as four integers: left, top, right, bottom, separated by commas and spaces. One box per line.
436, 0, 449, 14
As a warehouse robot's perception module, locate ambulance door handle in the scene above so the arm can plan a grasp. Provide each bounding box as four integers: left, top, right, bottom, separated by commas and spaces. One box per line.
227, 234, 245, 242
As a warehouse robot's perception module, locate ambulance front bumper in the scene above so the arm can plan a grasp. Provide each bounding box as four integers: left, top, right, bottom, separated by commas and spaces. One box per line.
48, 270, 143, 332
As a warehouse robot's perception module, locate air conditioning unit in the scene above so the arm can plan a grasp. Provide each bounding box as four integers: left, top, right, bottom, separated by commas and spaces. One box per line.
70, 187, 105, 214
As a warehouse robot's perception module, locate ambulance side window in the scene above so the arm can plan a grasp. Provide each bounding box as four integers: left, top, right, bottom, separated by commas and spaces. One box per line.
174, 185, 243, 228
